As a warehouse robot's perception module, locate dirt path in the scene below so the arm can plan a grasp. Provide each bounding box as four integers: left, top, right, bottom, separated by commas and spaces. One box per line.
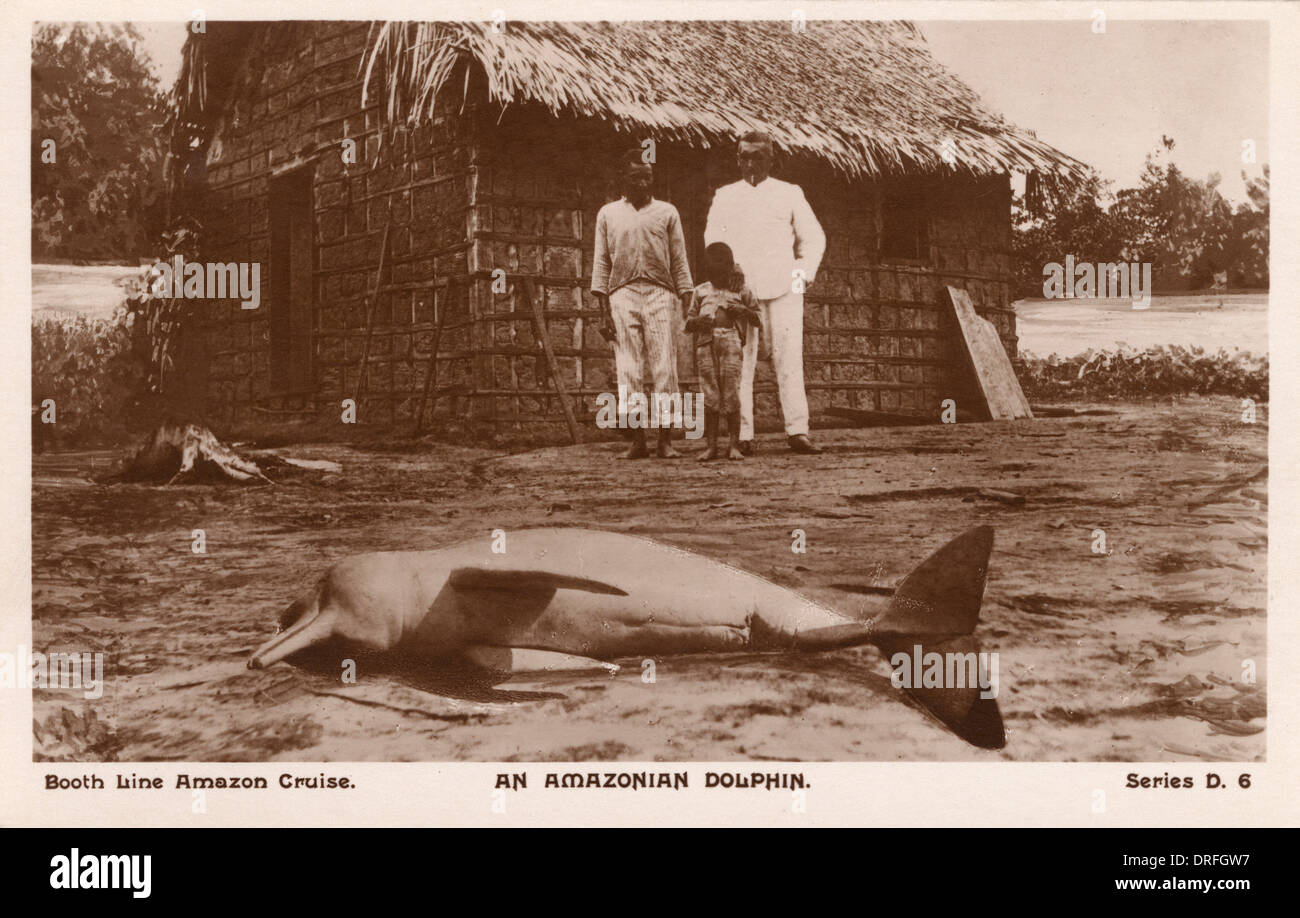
32, 397, 1266, 762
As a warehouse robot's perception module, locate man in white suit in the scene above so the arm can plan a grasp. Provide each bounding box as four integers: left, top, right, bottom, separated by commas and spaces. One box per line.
704, 131, 826, 454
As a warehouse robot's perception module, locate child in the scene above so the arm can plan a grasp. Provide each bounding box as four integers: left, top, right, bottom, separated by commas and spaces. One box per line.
685, 242, 760, 461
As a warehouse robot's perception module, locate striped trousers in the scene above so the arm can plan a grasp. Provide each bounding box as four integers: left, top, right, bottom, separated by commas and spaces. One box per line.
609, 282, 680, 427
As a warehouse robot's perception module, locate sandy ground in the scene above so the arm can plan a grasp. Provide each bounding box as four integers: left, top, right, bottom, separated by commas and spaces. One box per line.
31, 397, 1265, 762
1015, 293, 1268, 358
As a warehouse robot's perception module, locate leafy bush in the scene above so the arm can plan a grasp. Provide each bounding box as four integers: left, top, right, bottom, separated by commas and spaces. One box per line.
33, 221, 206, 450
1019, 345, 1268, 402
31, 309, 157, 447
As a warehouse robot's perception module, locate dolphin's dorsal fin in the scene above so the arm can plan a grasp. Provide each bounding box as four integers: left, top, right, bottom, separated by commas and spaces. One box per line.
448, 568, 628, 596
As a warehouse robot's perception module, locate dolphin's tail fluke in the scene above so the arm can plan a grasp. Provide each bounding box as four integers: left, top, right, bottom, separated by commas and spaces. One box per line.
248, 594, 333, 670
869, 525, 1006, 749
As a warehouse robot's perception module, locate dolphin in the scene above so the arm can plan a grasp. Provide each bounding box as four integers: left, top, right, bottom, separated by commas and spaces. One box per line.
249, 526, 1005, 748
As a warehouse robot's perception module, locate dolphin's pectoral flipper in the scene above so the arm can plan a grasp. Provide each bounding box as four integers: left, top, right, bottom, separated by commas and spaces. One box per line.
462, 645, 619, 675
447, 568, 628, 642
448, 569, 628, 596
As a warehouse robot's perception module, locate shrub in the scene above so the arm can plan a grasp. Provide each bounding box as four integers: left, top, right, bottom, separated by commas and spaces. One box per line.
1019, 345, 1268, 402
33, 221, 204, 450
31, 309, 159, 447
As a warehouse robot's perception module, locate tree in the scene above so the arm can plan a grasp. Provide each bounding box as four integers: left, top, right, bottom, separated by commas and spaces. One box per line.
1013, 137, 1268, 296
32, 23, 168, 261
1226, 167, 1269, 288
1010, 170, 1125, 299
1111, 138, 1237, 289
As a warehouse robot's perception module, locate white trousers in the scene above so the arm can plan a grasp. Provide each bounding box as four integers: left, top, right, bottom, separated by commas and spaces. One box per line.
739, 290, 809, 439
609, 283, 680, 428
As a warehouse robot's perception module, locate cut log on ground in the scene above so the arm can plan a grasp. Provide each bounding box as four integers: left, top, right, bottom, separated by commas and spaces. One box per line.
110, 422, 272, 485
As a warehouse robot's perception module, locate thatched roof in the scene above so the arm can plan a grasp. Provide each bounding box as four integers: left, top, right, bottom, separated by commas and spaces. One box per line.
362, 20, 1088, 185
174, 20, 1089, 187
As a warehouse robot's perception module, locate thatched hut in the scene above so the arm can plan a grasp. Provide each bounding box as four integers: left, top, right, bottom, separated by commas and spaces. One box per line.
167, 20, 1085, 439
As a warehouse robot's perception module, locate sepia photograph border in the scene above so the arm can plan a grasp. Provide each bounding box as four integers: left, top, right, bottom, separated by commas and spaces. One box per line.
3, 0, 1297, 827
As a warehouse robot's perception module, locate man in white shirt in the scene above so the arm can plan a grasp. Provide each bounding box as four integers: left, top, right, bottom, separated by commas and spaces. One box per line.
704, 131, 826, 454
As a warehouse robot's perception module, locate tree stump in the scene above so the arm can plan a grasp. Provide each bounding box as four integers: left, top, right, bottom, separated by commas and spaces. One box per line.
111, 422, 271, 485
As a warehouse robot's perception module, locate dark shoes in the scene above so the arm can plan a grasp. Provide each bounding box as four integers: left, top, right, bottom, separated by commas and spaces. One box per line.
787, 434, 822, 454
736, 437, 821, 454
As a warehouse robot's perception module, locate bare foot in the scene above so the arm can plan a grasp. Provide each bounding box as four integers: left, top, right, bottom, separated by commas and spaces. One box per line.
656, 443, 682, 459
698, 447, 719, 462
620, 442, 649, 460
727, 446, 745, 460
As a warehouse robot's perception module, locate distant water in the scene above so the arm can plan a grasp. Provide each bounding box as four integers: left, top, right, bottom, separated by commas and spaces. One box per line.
32, 264, 141, 322
1014, 293, 1268, 358
33, 266, 1269, 362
